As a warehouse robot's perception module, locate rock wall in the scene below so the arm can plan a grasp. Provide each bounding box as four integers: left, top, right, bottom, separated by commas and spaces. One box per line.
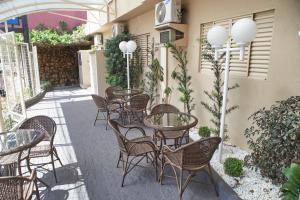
36, 43, 91, 87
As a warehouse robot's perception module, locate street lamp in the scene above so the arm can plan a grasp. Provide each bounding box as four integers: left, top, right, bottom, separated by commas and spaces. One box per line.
119, 40, 137, 90
207, 18, 256, 162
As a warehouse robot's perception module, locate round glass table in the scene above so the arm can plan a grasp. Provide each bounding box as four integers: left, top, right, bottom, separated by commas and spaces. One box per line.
0, 129, 44, 157
144, 112, 198, 132
112, 89, 143, 98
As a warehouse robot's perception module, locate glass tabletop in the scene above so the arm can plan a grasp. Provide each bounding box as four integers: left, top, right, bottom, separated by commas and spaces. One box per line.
113, 89, 143, 97
0, 129, 44, 156
144, 112, 198, 131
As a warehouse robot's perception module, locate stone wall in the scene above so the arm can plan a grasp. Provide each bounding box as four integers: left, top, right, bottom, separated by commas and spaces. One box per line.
36, 43, 91, 87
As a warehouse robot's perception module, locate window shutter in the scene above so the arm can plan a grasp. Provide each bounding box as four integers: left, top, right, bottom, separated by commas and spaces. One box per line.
199, 9, 274, 79
133, 33, 151, 67
248, 10, 274, 79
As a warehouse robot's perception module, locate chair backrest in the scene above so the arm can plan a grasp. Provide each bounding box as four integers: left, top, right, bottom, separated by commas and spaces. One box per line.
19, 115, 56, 146
105, 86, 121, 101
91, 95, 108, 112
108, 119, 128, 153
181, 137, 221, 168
150, 104, 179, 115
127, 94, 149, 112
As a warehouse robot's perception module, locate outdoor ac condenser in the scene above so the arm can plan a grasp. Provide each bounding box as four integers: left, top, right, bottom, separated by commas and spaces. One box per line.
155, 0, 181, 26
112, 23, 125, 37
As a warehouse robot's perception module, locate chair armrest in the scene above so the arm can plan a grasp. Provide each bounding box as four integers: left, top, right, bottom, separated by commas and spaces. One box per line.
117, 124, 146, 137
127, 139, 157, 154
162, 145, 175, 154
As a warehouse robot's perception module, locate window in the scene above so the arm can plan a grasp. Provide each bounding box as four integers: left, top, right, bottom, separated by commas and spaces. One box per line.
132, 33, 151, 67
199, 9, 274, 79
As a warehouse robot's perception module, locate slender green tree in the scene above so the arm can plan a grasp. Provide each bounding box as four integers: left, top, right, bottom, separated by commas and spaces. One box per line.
144, 42, 164, 109
200, 40, 239, 139
167, 43, 195, 114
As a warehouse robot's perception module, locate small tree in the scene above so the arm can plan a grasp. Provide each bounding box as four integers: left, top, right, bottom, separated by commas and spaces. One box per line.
167, 43, 194, 114
144, 42, 163, 109
200, 40, 239, 139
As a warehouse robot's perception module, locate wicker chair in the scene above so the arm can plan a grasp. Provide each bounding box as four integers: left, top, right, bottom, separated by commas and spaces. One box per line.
91, 94, 121, 129
105, 86, 124, 103
0, 169, 39, 200
124, 94, 149, 124
150, 104, 186, 148
108, 119, 158, 187
160, 137, 221, 200
20, 115, 62, 183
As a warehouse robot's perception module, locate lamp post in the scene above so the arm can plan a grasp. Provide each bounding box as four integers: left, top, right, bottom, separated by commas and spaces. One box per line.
119, 40, 137, 90
207, 18, 257, 162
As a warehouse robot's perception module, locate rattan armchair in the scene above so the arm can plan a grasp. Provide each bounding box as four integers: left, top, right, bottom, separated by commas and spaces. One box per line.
108, 119, 158, 187
105, 86, 124, 103
150, 104, 187, 148
0, 169, 39, 200
160, 137, 221, 200
20, 115, 62, 183
124, 94, 149, 124
92, 94, 121, 129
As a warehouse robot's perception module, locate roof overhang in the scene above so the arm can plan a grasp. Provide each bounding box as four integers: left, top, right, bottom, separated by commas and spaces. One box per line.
0, 0, 109, 22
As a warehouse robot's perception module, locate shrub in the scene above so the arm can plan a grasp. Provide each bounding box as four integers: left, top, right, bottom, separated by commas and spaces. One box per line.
245, 96, 300, 183
224, 157, 243, 177
41, 80, 52, 91
280, 163, 300, 200
198, 126, 211, 138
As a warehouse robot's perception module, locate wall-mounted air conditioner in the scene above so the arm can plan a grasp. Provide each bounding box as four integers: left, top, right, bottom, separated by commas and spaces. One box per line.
112, 23, 125, 37
155, 0, 181, 26
94, 34, 103, 46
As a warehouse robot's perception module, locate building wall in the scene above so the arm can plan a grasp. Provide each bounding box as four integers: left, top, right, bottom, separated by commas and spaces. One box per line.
27, 11, 87, 30
100, 0, 300, 149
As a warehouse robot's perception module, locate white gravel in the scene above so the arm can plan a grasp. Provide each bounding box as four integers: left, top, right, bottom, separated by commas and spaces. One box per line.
189, 130, 281, 200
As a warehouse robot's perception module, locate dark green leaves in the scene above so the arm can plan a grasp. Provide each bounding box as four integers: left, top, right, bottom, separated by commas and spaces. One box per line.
280, 163, 300, 200
245, 96, 300, 183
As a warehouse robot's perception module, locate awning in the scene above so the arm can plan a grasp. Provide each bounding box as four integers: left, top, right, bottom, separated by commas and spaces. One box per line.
0, 0, 109, 22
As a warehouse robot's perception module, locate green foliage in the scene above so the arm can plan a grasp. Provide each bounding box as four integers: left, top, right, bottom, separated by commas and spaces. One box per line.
144, 42, 163, 109
58, 20, 68, 32
198, 126, 211, 137
41, 80, 52, 91
224, 157, 243, 177
30, 24, 88, 45
281, 163, 300, 200
104, 33, 143, 88
200, 40, 239, 139
15, 33, 24, 43
163, 86, 172, 104
166, 43, 194, 114
245, 96, 300, 184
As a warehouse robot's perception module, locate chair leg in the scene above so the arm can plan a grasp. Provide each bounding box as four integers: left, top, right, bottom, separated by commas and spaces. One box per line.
106, 111, 110, 130
34, 178, 40, 200
121, 156, 129, 187
117, 151, 122, 168
54, 148, 63, 167
179, 169, 184, 200
51, 153, 58, 183
159, 157, 166, 184
94, 110, 100, 126
208, 164, 219, 196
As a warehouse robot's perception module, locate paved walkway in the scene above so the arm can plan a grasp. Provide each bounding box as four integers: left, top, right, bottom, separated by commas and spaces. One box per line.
27, 87, 240, 200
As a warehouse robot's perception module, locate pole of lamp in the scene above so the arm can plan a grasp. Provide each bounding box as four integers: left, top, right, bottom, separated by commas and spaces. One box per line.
126, 52, 130, 90
0, 99, 4, 132
218, 41, 231, 162
4, 21, 8, 33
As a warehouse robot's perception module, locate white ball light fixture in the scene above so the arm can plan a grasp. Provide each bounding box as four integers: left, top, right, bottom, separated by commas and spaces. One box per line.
231, 18, 256, 46
207, 25, 228, 48
126, 40, 137, 53
119, 41, 127, 53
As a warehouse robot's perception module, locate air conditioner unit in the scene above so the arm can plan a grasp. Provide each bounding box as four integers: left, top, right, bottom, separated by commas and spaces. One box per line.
160, 28, 184, 44
94, 34, 103, 46
155, 0, 181, 26
112, 23, 125, 37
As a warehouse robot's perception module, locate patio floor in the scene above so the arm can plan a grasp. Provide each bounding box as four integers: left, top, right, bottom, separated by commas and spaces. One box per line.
26, 87, 240, 200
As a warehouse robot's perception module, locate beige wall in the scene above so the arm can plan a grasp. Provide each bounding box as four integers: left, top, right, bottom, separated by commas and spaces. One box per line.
101, 0, 300, 149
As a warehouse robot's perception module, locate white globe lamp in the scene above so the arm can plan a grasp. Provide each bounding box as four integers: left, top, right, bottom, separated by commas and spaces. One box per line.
126, 40, 137, 53
231, 18, 256, 60
231, 18, 256, 46
207, 25, 228, 48
119, 41, 127, 53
